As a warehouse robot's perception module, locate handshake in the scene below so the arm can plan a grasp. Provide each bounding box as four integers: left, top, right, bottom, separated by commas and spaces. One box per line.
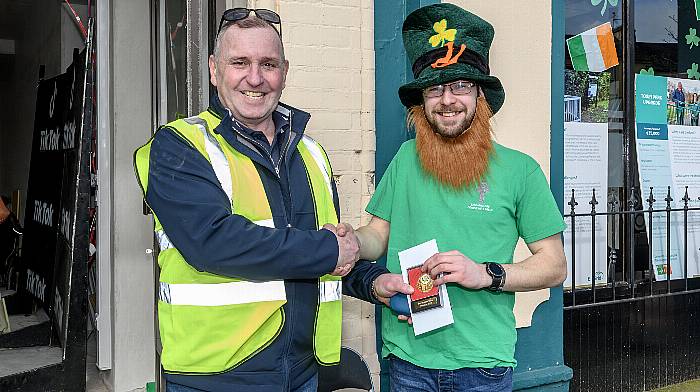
323, 223, 361, 277
322, 222, 414, 314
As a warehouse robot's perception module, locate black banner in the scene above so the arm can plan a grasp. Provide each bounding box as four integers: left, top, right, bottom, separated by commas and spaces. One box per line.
0, 19, 93, 391
22, 50, 86, 346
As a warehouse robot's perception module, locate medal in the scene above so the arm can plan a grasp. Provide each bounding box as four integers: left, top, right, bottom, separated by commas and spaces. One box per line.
407, 266, 442, 313
417, 273, 434, 292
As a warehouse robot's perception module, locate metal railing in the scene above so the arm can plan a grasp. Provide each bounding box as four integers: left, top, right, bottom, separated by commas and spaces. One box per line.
564, 95, 582, 122
564, 185, 700, 309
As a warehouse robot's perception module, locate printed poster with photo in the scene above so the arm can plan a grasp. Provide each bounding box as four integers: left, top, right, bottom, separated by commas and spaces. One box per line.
563, 69, 612, 289
635, 74, 700, 280
563, 121, 609, 289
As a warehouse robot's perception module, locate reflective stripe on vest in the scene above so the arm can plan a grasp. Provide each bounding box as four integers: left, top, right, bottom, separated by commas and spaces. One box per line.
319, 280, 342, 303
183, 116, 234, 204
252, 218, 275, 228
159, 280, 286, 306
156, 230, 173, 251
300, 135, 333, 200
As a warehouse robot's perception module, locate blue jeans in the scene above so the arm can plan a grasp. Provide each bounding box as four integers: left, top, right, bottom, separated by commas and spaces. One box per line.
389, 356, 512, 392
294, 374, 318, 392
165, 383, 203, 392
165, 374, 318, 392
676, 104, 685, 125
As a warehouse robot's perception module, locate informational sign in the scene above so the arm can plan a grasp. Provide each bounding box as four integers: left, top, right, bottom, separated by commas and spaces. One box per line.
635, 74, 700, 280
22, 50, 87, 346
563, 122, 609, 288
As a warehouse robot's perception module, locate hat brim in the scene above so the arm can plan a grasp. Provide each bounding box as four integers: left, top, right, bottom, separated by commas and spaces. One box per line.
398, 65, 505, 114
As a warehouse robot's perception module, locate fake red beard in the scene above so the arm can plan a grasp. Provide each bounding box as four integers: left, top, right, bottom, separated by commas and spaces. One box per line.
410, 97, 495, 189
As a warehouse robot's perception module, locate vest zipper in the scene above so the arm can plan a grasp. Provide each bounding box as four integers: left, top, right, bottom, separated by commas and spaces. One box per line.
232, 122, 281, 177
278, 112, 293, 177
280, 112, 295, 228
278, 113, 296, 390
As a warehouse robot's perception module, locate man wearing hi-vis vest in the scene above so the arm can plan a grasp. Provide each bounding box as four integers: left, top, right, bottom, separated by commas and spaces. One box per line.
134, 8, 412, 392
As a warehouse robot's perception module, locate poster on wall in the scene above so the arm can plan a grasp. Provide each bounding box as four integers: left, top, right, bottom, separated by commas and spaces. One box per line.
563, 121, 609, 289
22, 49, 86, 347
634, 74, 700, 280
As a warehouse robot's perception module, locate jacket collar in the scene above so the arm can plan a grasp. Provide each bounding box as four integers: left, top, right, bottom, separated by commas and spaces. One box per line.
208, 93, 311, 136
206, 94, 312, 175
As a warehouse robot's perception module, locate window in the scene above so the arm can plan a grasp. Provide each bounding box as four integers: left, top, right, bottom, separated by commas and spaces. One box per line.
564, 0, 624, 302
564, 0, 700, 306
154, 0, 215, 124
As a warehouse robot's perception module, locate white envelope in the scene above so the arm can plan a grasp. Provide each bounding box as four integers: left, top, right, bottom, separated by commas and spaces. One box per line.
397, 239, 454, 335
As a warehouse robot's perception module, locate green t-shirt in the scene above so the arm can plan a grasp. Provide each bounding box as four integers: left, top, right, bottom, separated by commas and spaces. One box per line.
366, 140, 566, 370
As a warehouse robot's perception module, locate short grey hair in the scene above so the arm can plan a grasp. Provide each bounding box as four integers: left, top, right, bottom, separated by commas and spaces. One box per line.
213, 16, 285, 61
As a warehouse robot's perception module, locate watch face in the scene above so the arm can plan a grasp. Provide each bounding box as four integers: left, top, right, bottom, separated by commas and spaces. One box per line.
487, 263, 505, 278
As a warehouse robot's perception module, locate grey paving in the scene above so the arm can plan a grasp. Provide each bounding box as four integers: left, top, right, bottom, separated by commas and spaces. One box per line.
0, 346, 63, 377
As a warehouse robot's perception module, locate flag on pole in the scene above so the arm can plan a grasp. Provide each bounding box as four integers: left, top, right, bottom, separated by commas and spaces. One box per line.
566, 22, 619, 72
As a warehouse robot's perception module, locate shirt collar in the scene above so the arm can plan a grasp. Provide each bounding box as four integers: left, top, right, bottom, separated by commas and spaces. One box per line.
225, 107, 289, 139
209, 93, 310, 137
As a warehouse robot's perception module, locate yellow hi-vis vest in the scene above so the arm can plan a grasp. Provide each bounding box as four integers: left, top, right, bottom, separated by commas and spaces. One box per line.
133, 109, 342, 374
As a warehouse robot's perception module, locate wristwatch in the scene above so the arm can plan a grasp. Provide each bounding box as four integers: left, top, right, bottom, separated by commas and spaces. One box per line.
485, 262, 506, 292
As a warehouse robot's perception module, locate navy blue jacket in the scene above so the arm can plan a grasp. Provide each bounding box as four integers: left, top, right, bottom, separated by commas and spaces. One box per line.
145, 95, 387, 391
672, 88, 685, 105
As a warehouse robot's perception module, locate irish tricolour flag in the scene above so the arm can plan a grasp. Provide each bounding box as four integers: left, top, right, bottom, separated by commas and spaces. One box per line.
567, 22, 619, 73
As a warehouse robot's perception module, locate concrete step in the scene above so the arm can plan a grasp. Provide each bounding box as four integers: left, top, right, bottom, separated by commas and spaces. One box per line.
0, 308, 53, 348
0, 345, 62, 377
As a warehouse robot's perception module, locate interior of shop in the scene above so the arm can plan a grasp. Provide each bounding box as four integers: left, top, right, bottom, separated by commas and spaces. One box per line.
0, 1, 104, 390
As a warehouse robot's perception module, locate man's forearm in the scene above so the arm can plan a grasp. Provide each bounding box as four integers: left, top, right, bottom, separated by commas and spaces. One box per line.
342, 261, 390, 304
499, 235, 567, 292
501, 251, 567, 292
356, 225, 388, 261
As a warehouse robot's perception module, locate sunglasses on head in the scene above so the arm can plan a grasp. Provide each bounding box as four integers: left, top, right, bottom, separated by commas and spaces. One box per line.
217, 8, 282, 37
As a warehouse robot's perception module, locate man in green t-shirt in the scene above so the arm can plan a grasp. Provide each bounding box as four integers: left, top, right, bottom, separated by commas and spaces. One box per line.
336, 4, 567, 391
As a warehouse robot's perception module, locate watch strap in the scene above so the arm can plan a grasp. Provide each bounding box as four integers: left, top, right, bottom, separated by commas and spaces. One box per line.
486, 262, 505, 292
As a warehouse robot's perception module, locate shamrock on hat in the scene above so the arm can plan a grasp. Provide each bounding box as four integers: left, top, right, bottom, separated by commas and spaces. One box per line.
398, 3, 505, 114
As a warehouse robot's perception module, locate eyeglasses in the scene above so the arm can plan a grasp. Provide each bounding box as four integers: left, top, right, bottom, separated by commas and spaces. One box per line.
217, 8, 282, 37
423, 81, 477, 98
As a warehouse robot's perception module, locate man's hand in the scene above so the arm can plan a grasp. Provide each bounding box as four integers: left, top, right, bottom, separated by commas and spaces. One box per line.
335, 222, 354, 238
373, 273, 414, 324
324, 223, 360, 276
422, 250, 491, 289
372, 273, 414, 306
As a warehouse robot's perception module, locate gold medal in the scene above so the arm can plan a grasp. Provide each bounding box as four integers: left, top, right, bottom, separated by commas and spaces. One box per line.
417, 273, 434, 292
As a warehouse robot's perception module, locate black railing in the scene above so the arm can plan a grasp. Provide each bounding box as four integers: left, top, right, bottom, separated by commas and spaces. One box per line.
564, 186, 700, 309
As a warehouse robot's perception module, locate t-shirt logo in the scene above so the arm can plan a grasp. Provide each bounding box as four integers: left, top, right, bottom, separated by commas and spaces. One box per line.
478, 181, 489, 203
468, 181, 493, 212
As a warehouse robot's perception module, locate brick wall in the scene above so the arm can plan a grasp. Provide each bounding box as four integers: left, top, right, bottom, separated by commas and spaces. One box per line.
253, 0, 380, 385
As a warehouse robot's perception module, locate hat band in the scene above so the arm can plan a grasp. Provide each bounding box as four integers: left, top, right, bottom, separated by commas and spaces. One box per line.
411, 46, 489, 79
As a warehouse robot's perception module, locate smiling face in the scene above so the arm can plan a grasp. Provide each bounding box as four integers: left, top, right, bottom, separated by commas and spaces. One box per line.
411, 96, 494, 189
422, 81, 479, 138
209, 24, 288, 130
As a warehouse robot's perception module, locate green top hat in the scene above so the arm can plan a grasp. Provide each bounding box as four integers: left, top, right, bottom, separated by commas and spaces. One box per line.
398, 3, 505, 114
